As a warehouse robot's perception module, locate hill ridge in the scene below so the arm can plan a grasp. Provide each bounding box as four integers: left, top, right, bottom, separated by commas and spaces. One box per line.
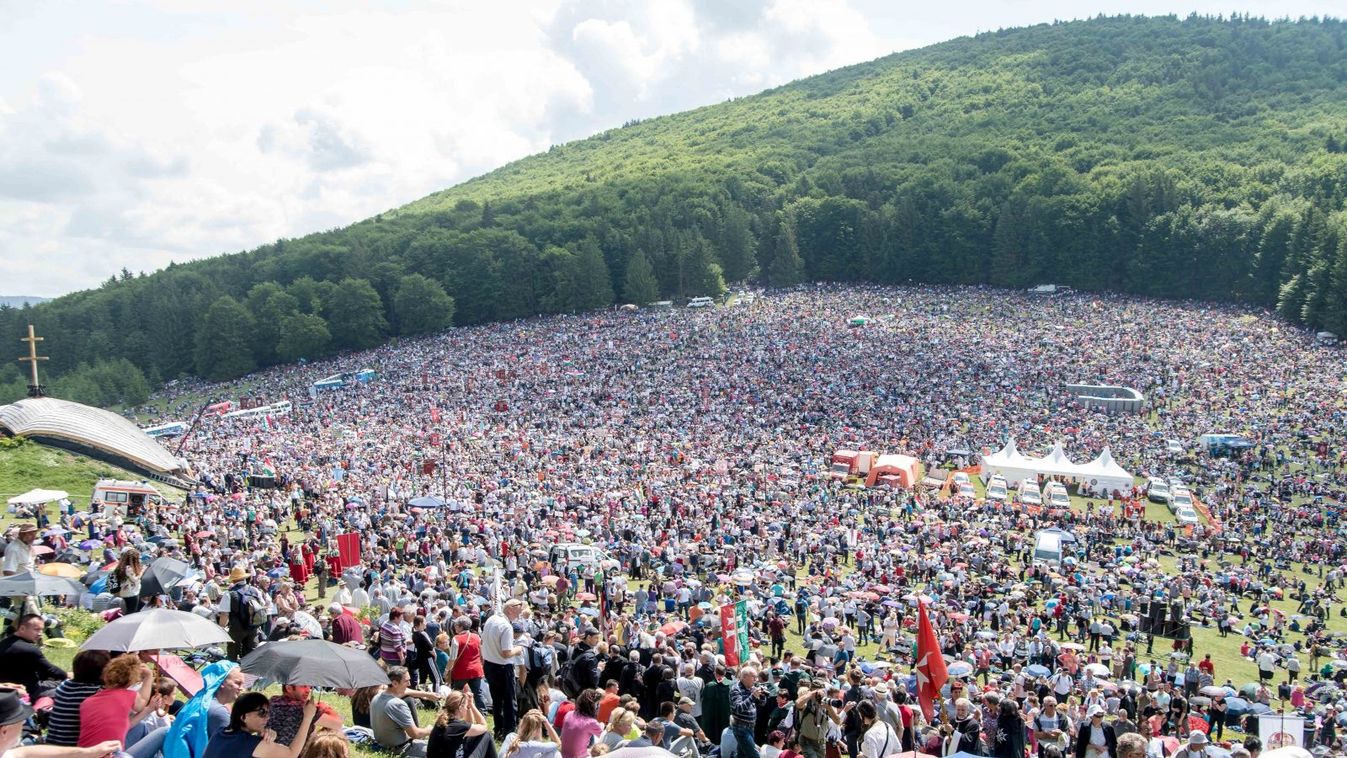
4, 14, 1347, 404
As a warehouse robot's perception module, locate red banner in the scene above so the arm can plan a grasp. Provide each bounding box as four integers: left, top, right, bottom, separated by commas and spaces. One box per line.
430, 407, 441, 423
915, 600, 948, 721
336, 532, 361, 569
720, 604, 740, 667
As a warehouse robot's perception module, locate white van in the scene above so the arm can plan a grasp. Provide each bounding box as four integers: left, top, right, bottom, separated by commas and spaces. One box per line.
1018, 481, 1042, 506
687, 297, 714, 309
985, 475, 1008, 502
1033, 532, 1063, 564
1045, 482, 1070, 509
548, 543, 609, 572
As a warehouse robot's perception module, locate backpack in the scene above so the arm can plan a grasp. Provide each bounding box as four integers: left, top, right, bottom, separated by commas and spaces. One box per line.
558, 648, 585, 698
231, 587, 268, 628
526, 641, 553, 681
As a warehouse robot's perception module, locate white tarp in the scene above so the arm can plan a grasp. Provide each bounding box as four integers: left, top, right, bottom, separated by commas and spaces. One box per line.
7, 488, 69, 505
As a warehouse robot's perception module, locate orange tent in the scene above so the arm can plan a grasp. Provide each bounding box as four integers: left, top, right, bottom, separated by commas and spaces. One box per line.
865, 454, 922, 489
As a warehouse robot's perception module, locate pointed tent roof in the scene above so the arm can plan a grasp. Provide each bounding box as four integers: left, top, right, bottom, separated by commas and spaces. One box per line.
1079, 446, 1133, 481
983, 437, 1029, 466
1022, 440, 1083, 476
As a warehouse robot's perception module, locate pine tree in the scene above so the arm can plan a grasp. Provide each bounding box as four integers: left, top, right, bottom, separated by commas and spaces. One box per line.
573, 239, 615, 310
623, 249, 660, 305
766, 213, 804, 287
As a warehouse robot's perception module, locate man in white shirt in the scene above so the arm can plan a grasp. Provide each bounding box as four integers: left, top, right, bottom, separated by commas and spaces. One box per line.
482, 598, 525, 739
1, 526, 37, 576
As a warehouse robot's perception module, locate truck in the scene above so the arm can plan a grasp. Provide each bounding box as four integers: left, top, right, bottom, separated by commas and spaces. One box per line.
828, 450, 876, 482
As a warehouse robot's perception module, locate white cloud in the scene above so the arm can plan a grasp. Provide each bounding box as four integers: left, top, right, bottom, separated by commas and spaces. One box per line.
2, 0, 1329, 297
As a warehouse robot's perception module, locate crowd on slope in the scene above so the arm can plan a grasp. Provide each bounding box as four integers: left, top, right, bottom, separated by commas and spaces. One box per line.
1, 284, 1345, 758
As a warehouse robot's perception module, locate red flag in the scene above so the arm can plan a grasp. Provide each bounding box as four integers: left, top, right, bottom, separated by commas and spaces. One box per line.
915, 600, 948, 721
720, 604, 740, 667
336, 532, 361, 569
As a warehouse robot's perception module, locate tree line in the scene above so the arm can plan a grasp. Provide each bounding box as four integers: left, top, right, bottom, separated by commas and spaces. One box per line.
3, 14, 1347, 403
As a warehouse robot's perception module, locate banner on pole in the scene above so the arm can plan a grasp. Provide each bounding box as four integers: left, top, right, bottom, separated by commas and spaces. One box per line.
720, 604, 739, 667
735, 600, 751, 664
1257, 713, 1305, 749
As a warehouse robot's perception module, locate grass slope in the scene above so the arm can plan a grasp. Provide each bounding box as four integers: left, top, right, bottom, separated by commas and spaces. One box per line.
0, 440, 182, 511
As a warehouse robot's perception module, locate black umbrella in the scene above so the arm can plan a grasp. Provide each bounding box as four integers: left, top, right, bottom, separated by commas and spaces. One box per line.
140, 557, 193, 598
240, 639, 388, 688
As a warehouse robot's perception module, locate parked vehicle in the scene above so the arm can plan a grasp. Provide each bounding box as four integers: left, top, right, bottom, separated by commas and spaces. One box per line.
986, 475, 1009, 502
1018, 481, 1042, 506
1146, 477, 1171, 504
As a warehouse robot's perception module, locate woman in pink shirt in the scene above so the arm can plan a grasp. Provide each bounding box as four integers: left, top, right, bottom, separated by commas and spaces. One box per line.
78, 654, 156, 749
560, 689, 604, 758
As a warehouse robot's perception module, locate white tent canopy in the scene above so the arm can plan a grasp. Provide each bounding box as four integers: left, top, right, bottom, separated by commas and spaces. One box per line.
7, 488, 69, 505
981, 440, 1134, 496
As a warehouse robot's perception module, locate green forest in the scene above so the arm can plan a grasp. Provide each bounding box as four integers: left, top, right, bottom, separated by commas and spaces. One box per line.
4, 14, 1347, 405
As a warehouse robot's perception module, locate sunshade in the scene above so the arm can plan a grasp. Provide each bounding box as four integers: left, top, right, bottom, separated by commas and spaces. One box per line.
0, 571, 85, 598
37, 563, 83, 579
140, 557, 193, 597
239, 639, 388, 688
80, 608, 230, 651
6, 489, 68, 505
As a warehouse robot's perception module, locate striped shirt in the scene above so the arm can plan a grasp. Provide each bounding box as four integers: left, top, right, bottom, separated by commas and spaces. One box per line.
47, 680, 102, 746
379, 619, 406, 663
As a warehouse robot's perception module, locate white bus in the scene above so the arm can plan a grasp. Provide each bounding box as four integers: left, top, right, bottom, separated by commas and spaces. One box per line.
141, 421, 188, 438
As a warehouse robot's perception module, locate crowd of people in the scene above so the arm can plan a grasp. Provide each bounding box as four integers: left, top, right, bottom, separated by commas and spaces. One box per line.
2, 284, 1345, 758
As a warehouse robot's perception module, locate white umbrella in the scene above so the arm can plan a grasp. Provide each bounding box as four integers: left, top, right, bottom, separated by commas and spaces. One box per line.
80, 608, 230, 652
7, 489, 69, 505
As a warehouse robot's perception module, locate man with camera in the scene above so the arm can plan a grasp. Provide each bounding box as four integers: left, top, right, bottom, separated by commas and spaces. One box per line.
794, 683, 843, 758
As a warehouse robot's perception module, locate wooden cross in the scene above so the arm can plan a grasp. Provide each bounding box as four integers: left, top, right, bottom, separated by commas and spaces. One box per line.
18, 324, 47, 397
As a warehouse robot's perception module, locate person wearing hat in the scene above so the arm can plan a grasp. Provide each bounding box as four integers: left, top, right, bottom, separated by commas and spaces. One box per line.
1171, 729, 1212, 758
0, 613, 66, 702
217, 565, 264, 660
0, 686, 121, 757
1074, 704, 1117, 758
1, 525, 38, 576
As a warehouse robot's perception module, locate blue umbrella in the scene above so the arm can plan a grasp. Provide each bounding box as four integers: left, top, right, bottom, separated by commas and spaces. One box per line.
1025, 664, 1051, 678
1223, 697, 1250, 715
408, 495, 447, 509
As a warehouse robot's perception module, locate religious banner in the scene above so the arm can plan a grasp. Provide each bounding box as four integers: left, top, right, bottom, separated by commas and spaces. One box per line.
734, 600, 751, 664
335, 532, 360, 569
720, 603, 740, 667
1257, 713, 1305, 749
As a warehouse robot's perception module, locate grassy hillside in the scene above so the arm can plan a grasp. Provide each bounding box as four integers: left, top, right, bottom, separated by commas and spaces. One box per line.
0, 439, 182, 511
4, 14, 1347, 400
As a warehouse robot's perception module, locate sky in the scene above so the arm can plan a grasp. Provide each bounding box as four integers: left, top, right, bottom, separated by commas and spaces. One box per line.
1, 0, 1342, 297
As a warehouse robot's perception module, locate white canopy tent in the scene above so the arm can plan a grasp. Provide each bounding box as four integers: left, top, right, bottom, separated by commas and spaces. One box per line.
980, 438, 1040, 486
981, 440, 1134, 496
1074, 447, 1135, 496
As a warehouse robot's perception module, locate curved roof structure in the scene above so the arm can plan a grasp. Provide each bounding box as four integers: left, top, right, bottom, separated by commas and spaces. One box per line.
0, 397, 184, 476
